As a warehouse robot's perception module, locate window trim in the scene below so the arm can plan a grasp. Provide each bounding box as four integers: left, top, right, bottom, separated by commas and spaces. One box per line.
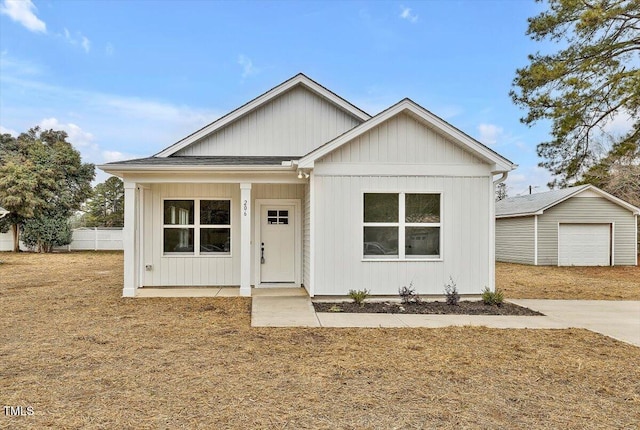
162, 198, 232, 257
362, 191, 442, 262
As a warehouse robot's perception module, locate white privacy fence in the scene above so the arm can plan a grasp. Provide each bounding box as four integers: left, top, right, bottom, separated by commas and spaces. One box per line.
0, 232, 21, 251
57, 227, 124, 251
0, 227, 124, 251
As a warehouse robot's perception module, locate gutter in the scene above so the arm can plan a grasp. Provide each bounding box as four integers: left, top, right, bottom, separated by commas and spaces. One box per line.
97, 164, 298, 174
496, 211, 544, 219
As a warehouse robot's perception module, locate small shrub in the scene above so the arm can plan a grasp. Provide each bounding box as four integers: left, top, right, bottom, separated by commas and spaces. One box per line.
494, 289, 504, 305
398, 282, 421, 304
481, 287, 504, 306
22, 212, 72, 253
348, 289, 370, 307
444, 277, 460, 306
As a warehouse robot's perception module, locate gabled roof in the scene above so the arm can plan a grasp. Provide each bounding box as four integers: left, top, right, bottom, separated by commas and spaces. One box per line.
155, 73, 371, 158
298, 98, 516, 173
496, 184, 640, 218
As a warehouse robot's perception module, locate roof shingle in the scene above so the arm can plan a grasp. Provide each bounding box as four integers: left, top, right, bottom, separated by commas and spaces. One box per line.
103, 156, 298, 167
495, 185, 589, 217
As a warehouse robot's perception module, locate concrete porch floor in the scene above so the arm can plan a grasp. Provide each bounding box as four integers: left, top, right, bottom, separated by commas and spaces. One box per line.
135, 286, 308, 298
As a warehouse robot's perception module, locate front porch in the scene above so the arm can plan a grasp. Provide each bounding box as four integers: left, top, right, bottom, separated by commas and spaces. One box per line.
121, 170, 312, 298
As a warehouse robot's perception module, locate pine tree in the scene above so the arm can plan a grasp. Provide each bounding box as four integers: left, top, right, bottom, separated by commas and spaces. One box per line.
511, 0, 640, 187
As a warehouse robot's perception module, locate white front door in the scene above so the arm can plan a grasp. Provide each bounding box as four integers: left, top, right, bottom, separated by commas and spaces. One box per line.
260, 205, 296, 283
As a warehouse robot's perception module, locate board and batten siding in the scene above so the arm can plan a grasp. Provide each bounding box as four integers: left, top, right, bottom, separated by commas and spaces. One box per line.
312, 175, 491, 295
537, 196, 637, 266
143, 183, 240, 287
495, 216, 536, 264
143, 182, 304, 287
319, 113, 485, 165
174, 85, 362, 157
311, 112, 494, 295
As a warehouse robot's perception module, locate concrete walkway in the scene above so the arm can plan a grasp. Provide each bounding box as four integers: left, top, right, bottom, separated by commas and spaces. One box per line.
251, 288, 320, 327
136, 287, 240, 297
314, 312, 569, 329
510, 299, 640, 347
252, 292, 640, 347
138, 288, 639, 346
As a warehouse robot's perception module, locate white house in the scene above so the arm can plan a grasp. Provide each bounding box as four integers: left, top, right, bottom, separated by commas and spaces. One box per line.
99, 74, 516, 297
496, 185, 639, 266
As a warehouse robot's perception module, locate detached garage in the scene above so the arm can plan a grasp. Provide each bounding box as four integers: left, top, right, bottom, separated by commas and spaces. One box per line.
496, 185, 639, 266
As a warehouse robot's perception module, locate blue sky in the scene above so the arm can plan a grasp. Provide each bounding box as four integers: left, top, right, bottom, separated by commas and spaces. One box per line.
1, 0, 558, 194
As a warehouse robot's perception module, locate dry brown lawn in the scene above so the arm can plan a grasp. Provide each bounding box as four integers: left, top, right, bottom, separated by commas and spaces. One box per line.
1, 252, 639, 429
497, 261, 640, 300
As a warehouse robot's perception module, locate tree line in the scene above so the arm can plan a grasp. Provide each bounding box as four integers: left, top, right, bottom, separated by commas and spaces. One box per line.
510, 0, 639, 207
0, 128, 123, 252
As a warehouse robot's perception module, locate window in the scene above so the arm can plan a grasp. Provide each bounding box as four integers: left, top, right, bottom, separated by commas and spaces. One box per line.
363, 193, 441, 259
267, 209, 289, 225
164, 200, 194, 253
163, 199, 231, 255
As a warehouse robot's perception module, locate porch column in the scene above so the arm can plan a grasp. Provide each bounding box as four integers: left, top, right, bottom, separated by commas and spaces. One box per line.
123, 181, 139, 297
240, 183, 252, 296
138, 185, 148, 288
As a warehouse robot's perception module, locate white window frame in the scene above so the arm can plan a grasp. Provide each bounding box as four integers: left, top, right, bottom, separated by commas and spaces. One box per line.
362, 192, 442, 262
162, 198, 232, 257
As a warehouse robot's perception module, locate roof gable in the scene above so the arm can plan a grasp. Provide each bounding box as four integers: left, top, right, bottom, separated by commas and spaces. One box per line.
298, 99, 515, 173
317, 111, 486, 166
156, 73, 371, 157
496, 185, 640, 217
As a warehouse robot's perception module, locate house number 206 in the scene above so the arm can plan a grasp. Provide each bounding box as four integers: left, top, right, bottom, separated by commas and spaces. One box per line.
243, 200, 248, 216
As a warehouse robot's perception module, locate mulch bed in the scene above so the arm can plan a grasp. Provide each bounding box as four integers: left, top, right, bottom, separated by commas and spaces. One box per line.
314, 300, 543, 315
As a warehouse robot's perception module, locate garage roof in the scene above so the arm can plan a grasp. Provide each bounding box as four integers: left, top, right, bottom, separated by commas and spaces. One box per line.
496, 185, 640, 218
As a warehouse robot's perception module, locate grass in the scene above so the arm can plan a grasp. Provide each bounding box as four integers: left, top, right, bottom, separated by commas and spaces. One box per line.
497, 260, 640, 300
1, 251, 640, 429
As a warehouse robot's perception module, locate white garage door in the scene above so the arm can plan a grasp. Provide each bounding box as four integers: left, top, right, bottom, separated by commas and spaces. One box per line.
558, 223, 610, 266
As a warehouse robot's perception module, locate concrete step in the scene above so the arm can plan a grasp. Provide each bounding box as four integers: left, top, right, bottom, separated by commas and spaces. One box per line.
251, 295, 320, 327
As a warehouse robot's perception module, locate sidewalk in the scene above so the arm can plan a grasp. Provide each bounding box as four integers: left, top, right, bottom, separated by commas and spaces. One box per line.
251, 292, 640, 347
251, 295, 568, 329
250, 290, 566, 330
251, 288, 320, 327
510, 299, 640, 347
314, 312, 568, 329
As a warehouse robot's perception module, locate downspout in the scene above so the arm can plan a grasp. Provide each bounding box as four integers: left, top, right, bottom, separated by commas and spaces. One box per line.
489, 172, 508, 292
493, 172, 508, 185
